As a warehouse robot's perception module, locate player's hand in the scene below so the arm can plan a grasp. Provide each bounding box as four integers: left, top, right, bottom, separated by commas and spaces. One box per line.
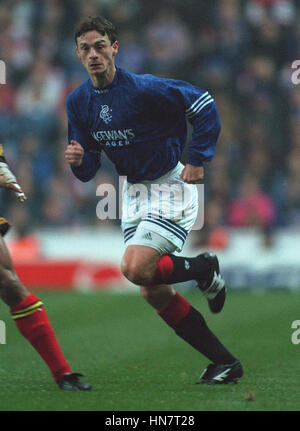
7, 183, 27, 202
65, 140, 84, 167
0, 162, 27, 202
180, 164, 204, 184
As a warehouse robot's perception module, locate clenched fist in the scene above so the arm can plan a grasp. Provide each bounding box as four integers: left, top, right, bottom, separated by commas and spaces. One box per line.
65, 140, 84, 167
180, 164, 204, 184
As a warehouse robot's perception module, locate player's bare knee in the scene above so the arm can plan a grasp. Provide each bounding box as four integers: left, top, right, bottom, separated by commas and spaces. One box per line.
121, 260, 154, 286
0, 266, 27, 304
0, 267, 18, 290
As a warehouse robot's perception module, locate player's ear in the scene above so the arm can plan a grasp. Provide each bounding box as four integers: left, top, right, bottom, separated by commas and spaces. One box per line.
112, 40, 119, 57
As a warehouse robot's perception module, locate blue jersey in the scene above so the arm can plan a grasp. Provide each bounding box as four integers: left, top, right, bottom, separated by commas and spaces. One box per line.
66, 67, 221, 183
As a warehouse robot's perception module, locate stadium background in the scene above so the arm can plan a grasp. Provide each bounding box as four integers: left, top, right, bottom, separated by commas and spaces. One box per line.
0, 0, 300, 291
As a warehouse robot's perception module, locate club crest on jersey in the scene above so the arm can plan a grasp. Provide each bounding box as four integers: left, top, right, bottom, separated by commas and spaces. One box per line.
100, 105, 112, 124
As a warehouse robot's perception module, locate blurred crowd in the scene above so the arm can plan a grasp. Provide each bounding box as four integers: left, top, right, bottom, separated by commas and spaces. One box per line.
0, 0, 300, 246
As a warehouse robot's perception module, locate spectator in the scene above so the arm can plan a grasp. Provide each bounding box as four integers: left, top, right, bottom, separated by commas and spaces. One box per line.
144, 8, 192, 75
227, 175, 277, 228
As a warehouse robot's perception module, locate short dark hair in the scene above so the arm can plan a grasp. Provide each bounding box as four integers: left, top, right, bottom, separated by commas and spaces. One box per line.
75, 16, 117, 45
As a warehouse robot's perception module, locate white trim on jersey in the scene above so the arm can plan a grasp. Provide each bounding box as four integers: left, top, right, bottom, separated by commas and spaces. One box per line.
185, 92, 214, 120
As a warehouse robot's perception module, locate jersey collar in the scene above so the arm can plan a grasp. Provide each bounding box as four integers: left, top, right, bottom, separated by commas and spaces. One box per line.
88, 67, 120, 93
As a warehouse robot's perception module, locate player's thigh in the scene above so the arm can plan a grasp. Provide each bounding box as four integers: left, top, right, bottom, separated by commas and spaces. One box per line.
121, 223, 179, 285
0, 235, 28, 305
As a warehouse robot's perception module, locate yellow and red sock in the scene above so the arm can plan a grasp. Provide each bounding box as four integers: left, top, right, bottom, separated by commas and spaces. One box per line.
10, 293, 72, 382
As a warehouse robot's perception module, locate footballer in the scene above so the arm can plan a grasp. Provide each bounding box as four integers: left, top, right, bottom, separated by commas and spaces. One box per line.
0, 145, 91, 390
65, 16, 243, 385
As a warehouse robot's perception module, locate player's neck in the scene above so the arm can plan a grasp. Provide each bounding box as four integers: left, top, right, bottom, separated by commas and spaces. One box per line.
90, 67, 116, 88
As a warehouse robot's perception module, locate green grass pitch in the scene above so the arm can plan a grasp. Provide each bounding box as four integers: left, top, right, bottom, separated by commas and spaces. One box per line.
0, 288, 299, 411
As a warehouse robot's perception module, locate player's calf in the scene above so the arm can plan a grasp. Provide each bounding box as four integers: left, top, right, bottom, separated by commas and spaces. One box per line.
4, 276, 91, 390
140, 284, 175, 311
10, 292, 72, 380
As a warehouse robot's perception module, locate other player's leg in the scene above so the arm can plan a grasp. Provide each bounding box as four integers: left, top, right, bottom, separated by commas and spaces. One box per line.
0, 232, 91, 390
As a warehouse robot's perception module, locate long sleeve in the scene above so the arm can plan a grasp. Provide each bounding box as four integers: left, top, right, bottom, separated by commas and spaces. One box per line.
70, 151, 101, 182
66, 95, 101, 182
186, 96, 221, 166
169, 81, 221, 166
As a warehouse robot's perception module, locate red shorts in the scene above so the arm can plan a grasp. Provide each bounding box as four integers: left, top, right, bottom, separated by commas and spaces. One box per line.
0, 217, 11, 237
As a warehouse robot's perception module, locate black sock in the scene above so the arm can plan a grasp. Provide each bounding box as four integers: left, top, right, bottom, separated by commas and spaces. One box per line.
153, 254, 211, 286
174, 307, 236, 364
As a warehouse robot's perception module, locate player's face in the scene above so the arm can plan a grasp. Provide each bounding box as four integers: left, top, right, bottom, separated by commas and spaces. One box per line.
76, 31, 118, 78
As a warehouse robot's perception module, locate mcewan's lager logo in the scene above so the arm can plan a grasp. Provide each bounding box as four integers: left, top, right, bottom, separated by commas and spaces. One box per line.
92, 128, 135, 147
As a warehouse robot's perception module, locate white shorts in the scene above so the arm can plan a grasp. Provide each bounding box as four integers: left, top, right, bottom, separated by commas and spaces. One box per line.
121, 162, 198, 255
